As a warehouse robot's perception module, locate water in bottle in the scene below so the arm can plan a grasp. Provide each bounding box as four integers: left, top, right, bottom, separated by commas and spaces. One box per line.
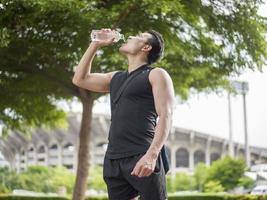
90, 29, 125, 42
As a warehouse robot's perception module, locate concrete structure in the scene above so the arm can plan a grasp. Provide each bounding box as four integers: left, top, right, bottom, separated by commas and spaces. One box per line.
0, 112, 267, 174
0, 152, 9, 168
246, 164, 267, 186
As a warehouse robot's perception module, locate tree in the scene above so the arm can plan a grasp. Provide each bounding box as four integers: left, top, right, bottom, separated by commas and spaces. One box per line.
0, 1, 95, 199
207, 156, 246, 191
1, 0, 267, 199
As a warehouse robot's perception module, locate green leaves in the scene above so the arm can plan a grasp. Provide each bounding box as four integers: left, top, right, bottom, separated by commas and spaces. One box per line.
0, 28, 10, 47
166, 156, 251, 193
207, 156, 246, 191
194, 163, 209, 192
204, 180, 224, 193
0, 166, 75, 193
1, 0, 266, 131
0, 0, 87, 132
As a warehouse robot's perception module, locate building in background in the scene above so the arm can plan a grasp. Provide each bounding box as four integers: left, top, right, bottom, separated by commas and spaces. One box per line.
0, 152, 9, 168
0, 112, 267, 174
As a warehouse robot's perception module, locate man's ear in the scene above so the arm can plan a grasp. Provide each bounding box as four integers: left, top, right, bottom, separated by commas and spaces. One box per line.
141, 45, 152, 52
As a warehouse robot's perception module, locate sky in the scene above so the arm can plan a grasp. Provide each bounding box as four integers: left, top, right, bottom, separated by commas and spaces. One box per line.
172, 69, 267, 148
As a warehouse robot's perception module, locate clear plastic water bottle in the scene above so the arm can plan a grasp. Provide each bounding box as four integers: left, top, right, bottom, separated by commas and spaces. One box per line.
90, 29, 125, 42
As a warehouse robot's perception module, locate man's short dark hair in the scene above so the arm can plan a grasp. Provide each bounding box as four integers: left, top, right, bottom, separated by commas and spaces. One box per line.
146, 30, 164, 64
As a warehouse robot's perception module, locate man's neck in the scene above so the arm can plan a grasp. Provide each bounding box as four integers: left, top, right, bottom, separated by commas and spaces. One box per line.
127, 60, 148, 74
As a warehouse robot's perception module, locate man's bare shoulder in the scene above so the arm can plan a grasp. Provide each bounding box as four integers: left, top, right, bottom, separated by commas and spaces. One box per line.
107, 71, 120, 80
149, 67, 172, 84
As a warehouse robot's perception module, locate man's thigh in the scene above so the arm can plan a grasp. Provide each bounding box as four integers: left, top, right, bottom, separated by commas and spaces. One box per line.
103, 156, 139, 200
121, 154, 167, 200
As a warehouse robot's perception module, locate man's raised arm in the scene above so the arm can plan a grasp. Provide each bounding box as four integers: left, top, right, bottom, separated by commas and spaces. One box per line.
72, 29, 117, 93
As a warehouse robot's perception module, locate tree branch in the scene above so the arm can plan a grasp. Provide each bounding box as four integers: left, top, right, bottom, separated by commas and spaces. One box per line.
2, 66, 79, 97
112, 4, 138, 29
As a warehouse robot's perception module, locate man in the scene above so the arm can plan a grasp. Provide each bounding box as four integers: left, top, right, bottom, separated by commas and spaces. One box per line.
72, 28, 175, 200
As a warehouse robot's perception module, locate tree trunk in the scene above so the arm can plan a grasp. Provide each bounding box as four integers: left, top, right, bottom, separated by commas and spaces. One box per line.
72, 89, 94, 200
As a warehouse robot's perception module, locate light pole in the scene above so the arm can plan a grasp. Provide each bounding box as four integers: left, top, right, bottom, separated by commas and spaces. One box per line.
231, 81, 250, 168
227, 92, 234, 157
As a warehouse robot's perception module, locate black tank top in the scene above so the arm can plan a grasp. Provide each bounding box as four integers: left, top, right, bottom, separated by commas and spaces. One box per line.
105, 64, 158, 159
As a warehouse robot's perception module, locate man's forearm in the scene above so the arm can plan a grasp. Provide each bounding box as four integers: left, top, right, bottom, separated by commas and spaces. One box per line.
146, 113, 172, 159
72, 42, 99, 82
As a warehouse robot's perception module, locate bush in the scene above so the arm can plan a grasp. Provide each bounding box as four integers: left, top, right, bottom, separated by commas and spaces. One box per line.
204, 180, 224, 193
85, 197, 108, 200
238, 176, 255, 189
0, 184, 9, 193
174, 172, 196, 191
207, 156, 246, 191
167, 194, 266, 200
194, 163, 209, 192
88, 166, 107, 192
167, 157, 253, 194
0, 195, 68, 200
166, 175, 176, 193
0, 194, 266, 200
0, 166, 75, 194
0, 167, 16, 193
168, 194, 225, 200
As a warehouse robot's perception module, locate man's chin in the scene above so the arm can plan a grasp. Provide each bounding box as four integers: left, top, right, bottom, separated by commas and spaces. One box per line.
119, 46, 128, 54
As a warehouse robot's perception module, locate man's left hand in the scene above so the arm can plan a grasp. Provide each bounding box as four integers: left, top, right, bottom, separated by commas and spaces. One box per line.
131, 154, 157, 177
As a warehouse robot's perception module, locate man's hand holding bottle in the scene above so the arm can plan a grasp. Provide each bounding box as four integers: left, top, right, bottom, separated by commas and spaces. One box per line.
90, 28, 124, 48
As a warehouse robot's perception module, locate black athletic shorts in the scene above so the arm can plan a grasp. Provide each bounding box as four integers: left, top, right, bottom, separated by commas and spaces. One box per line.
103, 153, 167, 200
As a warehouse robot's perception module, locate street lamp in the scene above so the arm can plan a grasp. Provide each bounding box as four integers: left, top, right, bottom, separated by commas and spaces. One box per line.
231, 81, 250, 168
227, 91, 234, 157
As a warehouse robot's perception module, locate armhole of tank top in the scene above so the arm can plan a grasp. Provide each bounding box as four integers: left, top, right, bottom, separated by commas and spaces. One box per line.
110, 71, 122, 91
147, 67, 156, 90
